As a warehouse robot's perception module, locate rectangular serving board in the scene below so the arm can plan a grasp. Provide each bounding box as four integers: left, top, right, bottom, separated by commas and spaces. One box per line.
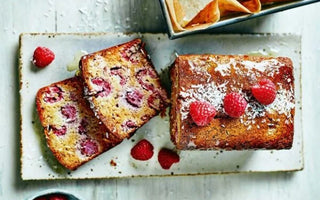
19, 33, 303, 180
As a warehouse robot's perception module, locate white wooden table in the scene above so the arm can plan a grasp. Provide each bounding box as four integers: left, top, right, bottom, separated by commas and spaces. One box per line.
1, 0, 320, 199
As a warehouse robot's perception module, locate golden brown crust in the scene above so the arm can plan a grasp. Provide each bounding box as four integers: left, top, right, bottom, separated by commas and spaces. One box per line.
170, 55, 294, 150
170, 58, 181, 147
80, 39, 169, 140
36, 77, 119, 170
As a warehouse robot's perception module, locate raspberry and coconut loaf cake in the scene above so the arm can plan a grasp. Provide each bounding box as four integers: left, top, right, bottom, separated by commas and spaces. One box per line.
80, 39, 169, 140
170, 55, 295, 150
36, 77, 119, 170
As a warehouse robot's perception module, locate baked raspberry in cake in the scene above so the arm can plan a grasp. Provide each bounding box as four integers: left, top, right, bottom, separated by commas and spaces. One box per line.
36, 77, 119, 170
170, 55, 295, 150
80, 39, 169, 140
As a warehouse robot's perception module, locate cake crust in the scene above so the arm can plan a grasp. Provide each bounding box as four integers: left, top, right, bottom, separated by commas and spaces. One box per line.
170, 55, 295, 150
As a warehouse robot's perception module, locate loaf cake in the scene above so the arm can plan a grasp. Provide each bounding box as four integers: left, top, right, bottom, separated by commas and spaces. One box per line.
36, 77, 119, 170
80, 39, 169, 140
170, 55, 295, 150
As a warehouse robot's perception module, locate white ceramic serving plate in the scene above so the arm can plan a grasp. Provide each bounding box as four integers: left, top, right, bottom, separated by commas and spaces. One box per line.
19, 33, 303, 180
159, 0, 320, 39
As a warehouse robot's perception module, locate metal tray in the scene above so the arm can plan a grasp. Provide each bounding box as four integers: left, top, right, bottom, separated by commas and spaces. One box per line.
19, 33, 302, 180
159, 0, 320, 39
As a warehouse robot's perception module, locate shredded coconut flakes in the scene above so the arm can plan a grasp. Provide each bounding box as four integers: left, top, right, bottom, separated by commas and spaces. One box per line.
179, 57, 294, 125
180, 82, 228, 120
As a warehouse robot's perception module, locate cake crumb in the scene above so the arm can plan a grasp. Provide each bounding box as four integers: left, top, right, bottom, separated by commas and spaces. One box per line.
110, 160, 117, 167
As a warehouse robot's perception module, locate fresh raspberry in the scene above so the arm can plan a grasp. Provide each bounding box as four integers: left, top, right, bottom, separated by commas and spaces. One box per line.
80, 138, 99, 157
48, 194, 68, 200
91, 78, 112, 97
61, 105, 77, 122
126, 89, 143, 108
223, 92, 247, 118
189, 101, 216, 126
251, 78, 277, 105
158, 148, 180, 170
130, 139, 154, 161
32, 46, 55, 68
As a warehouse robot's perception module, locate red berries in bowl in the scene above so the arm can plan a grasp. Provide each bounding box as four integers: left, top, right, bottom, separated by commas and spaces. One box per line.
33, 193, 69, 200
32, 46, 55, 68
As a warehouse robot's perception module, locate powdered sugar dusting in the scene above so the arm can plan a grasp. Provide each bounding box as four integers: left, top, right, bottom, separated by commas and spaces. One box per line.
211, 57, 284, 78
214, 63, 232, 76
179, 56, 294, 125
240, 59, 282, 72
188, 59, 211, 82
179, 82, 228, 120
266, 88, 295, 123
245, 100, 266, 120
240, 59, 284, 77
212, 57, 236, 76
180, 82, 294, 124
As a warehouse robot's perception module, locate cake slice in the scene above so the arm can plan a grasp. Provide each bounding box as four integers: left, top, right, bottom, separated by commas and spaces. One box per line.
36, 77, 119, 170
170, 55, 295, 150
80, 39, 169, 140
